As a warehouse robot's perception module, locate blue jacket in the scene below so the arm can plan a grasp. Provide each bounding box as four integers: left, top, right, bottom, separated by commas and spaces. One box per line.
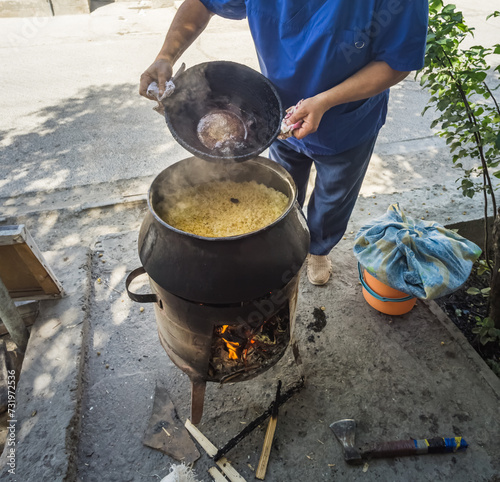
201, 0, 429, 155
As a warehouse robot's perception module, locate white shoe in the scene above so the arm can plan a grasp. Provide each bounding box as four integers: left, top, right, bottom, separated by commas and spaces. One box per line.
307, 254, 332, 286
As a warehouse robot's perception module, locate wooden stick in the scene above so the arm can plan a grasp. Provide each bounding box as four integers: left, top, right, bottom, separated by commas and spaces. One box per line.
214, 377, 305, 461
185, 419, 247, 482
209, 467, 229, 482
214, 458, 246, 482
255, 416, 278, 480
255, 381, 282, 480
185, 419, 217, 456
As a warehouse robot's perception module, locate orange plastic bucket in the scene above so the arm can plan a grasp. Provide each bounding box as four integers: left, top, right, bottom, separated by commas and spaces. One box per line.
359, 264, 416, 316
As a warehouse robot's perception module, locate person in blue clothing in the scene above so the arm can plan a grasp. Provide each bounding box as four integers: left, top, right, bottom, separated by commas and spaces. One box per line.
139, 0, 429, 286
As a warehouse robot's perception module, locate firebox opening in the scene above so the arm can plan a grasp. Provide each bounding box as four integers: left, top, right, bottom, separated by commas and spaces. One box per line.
208, 306, 291, 383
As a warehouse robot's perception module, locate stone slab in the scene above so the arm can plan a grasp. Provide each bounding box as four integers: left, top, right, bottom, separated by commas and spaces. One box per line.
0, 246, 91, 481
0, 0, 52, 18
74, 230, 500, 482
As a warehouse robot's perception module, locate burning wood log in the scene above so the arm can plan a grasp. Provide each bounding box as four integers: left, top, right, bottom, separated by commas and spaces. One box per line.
210, 313, 291, 382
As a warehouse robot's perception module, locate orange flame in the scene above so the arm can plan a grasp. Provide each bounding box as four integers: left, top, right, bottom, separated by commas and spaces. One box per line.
220, 325, 240, 360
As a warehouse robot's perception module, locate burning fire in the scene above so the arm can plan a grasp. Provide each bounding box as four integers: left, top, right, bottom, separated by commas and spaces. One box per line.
220, 325, 240, 360
219, 325, 259, 362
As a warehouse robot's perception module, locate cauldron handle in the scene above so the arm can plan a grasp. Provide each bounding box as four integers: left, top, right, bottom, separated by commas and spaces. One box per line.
126, 267, 158, 304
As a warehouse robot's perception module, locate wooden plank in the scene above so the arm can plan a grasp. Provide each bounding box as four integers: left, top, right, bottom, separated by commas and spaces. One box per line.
13, 244, 61, 295
0, 225, 25, 245
0, 340, 8, 413
185, 419, 217, 456
255, 416, 278, 480
16, 227, 63, 295
0, 245, 41, 293
0, 301, 39, 336
209, 467, 228, 482
0, 225, 63, 300
185, 420, 247, 482
214, 458, 247, 482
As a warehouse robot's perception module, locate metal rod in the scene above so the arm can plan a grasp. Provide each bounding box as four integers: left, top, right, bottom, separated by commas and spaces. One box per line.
0, 276, 29, 352
271, 380, 282, 417
213, 377, 304, 461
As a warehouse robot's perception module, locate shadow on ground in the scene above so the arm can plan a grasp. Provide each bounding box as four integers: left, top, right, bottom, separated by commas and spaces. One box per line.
0, 83, 177, 199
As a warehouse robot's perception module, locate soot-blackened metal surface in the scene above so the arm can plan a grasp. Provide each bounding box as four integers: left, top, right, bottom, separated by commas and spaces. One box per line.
138, 156, 310, 304
163, 61, 283, 162
149, 274, 301, 424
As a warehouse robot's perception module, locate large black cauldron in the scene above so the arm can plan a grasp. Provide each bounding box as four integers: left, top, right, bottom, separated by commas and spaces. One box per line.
137, 156, 309, 304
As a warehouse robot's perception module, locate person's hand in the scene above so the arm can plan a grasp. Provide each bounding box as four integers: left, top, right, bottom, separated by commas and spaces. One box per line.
139, 58, 173, 99
284, 96, 329, 140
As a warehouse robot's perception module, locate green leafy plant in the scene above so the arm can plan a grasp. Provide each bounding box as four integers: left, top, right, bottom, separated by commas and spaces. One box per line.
488, 359, 500, 377
466, 286, 491, 297
420, 1, 500, 330
476, 258, 492, 276
472, 316, 500, 346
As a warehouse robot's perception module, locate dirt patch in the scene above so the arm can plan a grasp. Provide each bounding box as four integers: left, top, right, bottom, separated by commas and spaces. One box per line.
435, 260, 500, 377
307, 307, 327, 333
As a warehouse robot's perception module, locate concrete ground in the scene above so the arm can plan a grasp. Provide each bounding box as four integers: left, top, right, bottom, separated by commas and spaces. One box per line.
0, 1, 500, 481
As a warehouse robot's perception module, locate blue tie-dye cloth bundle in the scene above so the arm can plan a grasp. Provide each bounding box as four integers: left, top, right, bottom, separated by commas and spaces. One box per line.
353, 204, 482, 300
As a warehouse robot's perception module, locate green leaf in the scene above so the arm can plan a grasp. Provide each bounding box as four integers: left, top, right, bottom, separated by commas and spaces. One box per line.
480, 335, 494, 345
437, 98, 450, 111
421, 106, 432, 116
496, 132, 500, 150
466, 287, 481, 295
469, 71, 488, 82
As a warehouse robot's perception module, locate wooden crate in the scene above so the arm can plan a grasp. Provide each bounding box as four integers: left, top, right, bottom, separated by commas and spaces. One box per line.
0, 225, 63, 301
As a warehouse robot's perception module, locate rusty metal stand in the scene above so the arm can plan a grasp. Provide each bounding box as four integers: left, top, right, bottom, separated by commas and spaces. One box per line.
191, 378, 207, 425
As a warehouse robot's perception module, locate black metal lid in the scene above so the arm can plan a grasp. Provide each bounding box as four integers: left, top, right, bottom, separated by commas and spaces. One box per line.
163, 61, 283, 163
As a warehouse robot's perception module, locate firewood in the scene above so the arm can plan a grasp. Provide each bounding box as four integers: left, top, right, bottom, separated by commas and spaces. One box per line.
255, 416, 278, 480
185, 419, 246, 482
255, 381, 281, 480
214, 377, 304, 461
208, 466, 229, 481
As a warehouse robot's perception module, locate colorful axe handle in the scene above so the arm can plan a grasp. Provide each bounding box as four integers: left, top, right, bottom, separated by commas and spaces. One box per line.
364, 437, 468, 459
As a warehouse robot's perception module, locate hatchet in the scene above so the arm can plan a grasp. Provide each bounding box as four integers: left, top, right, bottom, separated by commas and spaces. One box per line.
330, 419, 468, 465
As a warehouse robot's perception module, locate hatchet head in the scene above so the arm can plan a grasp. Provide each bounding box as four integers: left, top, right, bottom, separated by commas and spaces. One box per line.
330, 419, 363, 465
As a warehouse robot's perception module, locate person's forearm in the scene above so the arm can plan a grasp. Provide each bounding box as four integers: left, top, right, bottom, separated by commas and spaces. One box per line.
156, 0, 214, 64
315, 61, 410, 111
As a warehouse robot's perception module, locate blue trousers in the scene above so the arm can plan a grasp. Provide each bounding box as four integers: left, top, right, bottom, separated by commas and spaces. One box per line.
269, 135, 378, 256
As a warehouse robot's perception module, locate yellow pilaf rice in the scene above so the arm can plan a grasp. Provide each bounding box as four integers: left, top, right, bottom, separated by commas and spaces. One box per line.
158, 180, 289, 237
